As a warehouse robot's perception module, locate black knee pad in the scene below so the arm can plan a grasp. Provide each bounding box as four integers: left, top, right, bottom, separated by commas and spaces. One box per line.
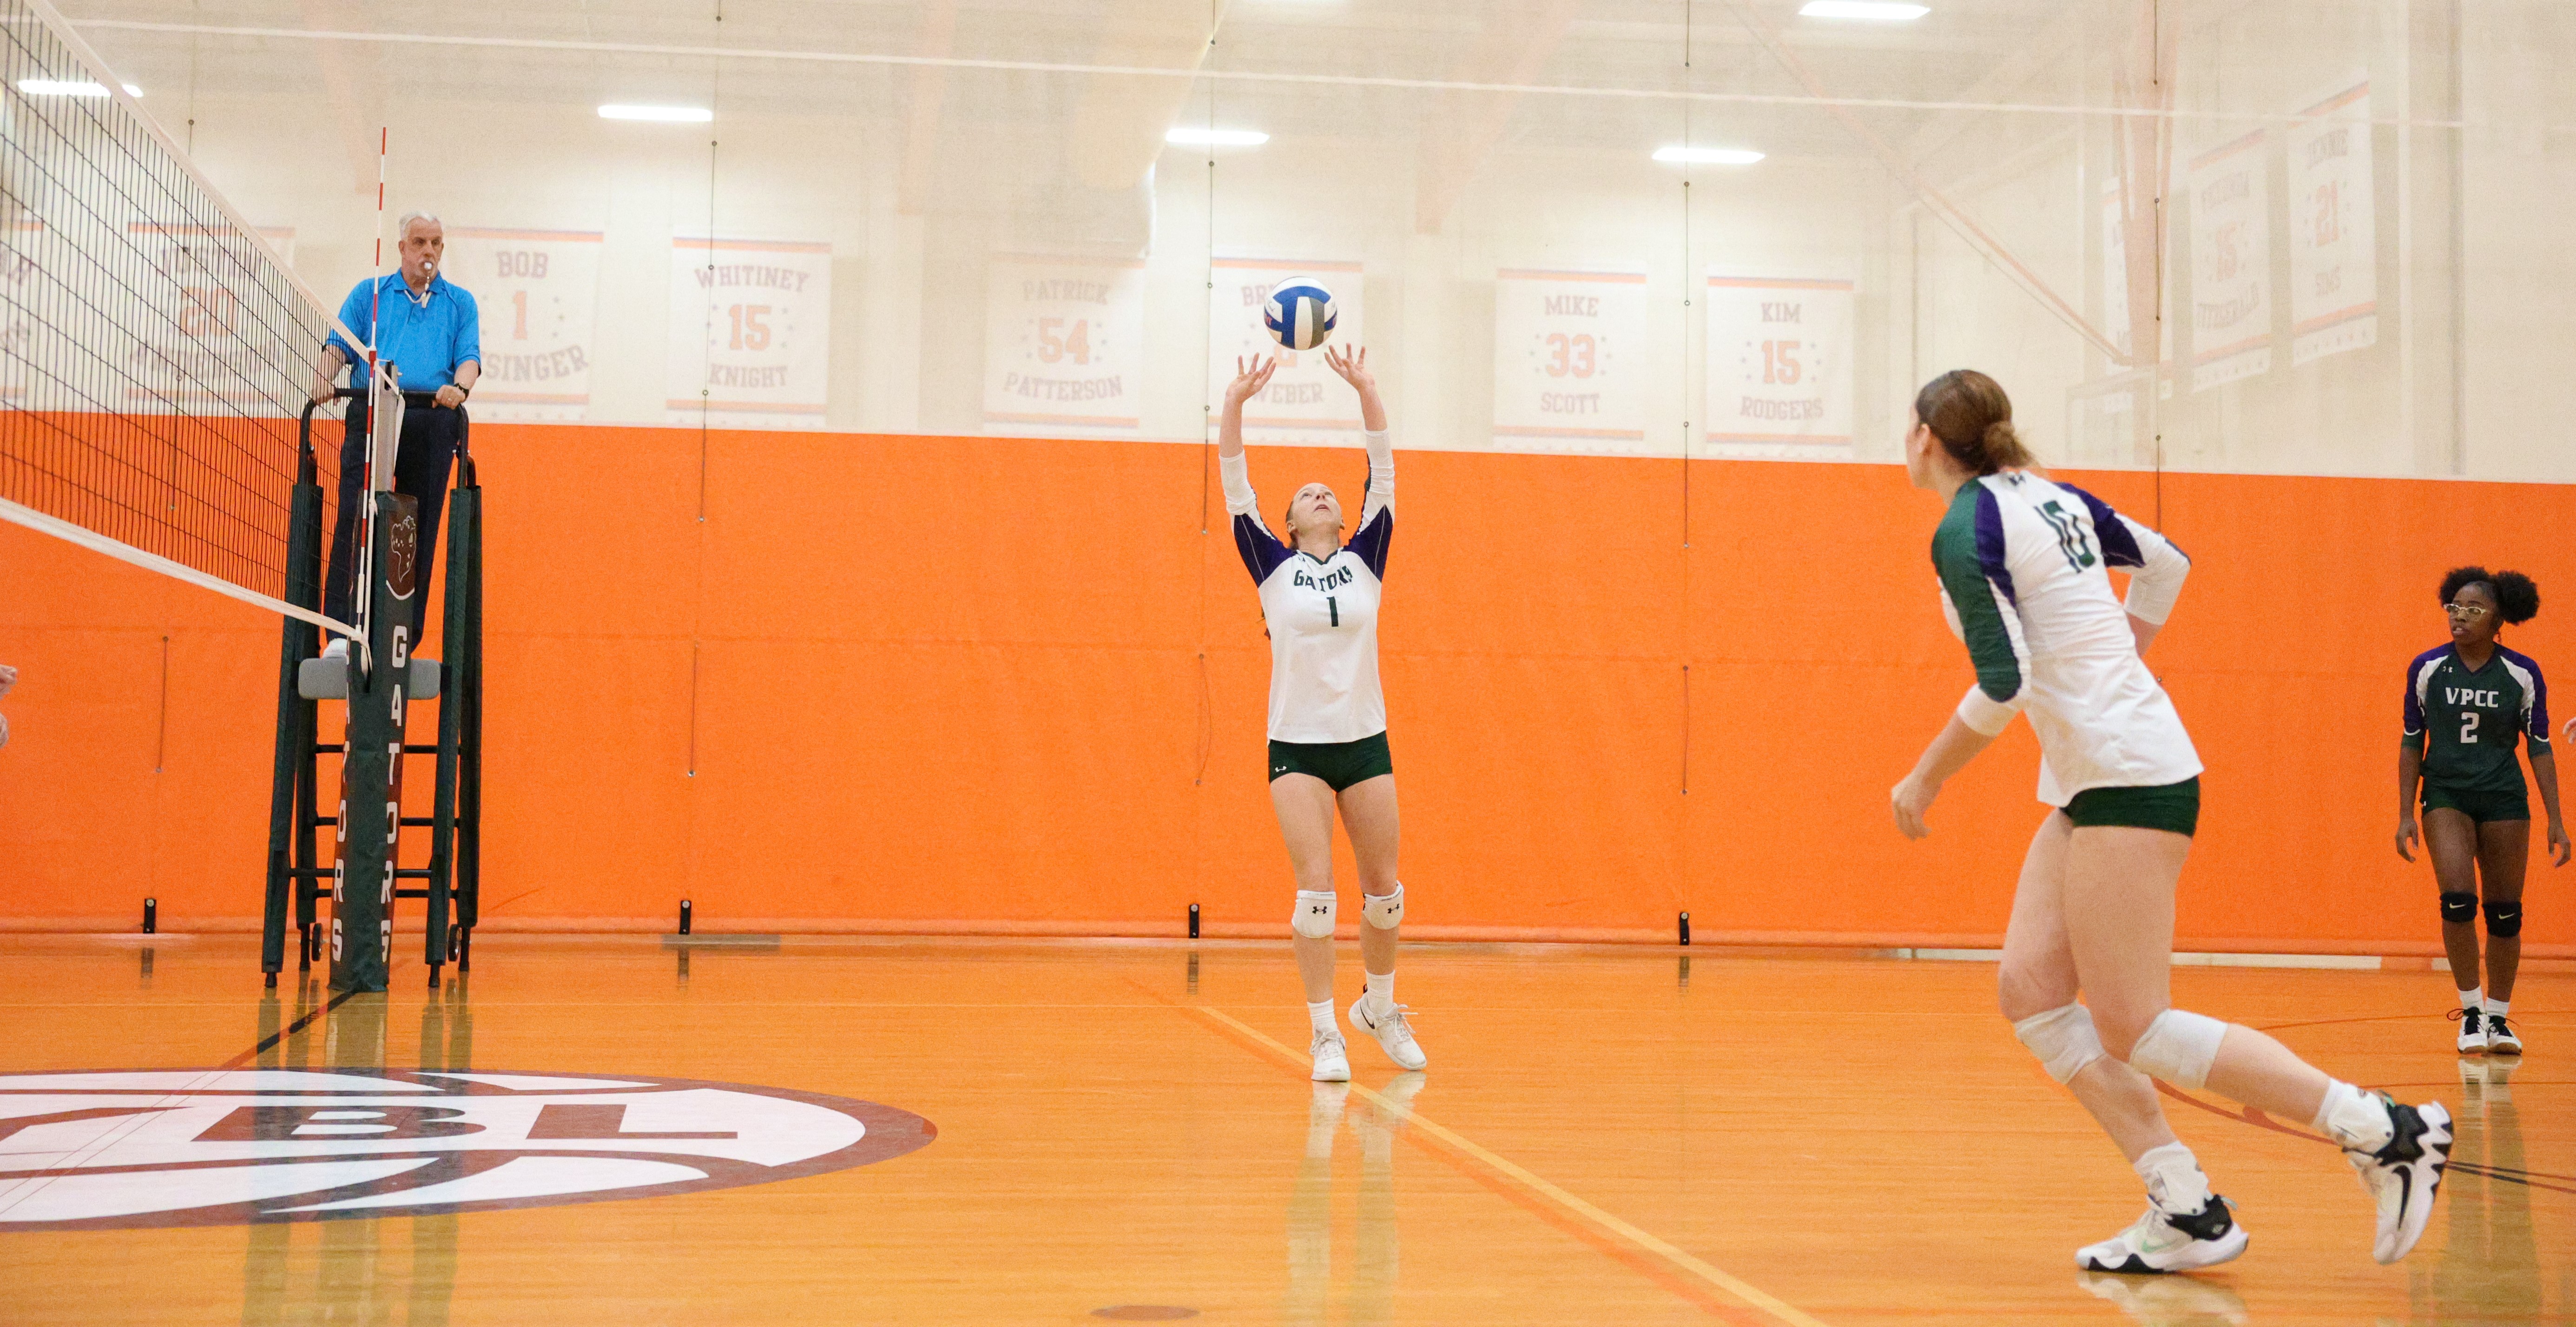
2440, 891, 2478, 924
2483, 900, 2523, 938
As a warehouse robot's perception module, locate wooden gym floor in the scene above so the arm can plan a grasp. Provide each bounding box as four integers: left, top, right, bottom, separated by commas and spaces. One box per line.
0, 933, 2566, 1326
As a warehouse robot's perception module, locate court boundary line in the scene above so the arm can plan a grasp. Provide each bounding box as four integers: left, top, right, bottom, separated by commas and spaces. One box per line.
1170, 998, 1835, 1327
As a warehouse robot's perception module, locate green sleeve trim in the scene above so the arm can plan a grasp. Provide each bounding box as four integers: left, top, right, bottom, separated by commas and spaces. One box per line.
1933, 488, 2023, 704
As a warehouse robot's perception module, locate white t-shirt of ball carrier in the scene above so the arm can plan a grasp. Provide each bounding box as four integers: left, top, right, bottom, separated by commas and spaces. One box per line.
1222, 432, 1395, 744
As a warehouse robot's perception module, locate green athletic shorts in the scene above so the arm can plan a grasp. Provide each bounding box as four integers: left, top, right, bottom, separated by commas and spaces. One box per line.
1268, 732, 1393, 792
2422, 782, 2530, 825
2062, 777, 2200, 837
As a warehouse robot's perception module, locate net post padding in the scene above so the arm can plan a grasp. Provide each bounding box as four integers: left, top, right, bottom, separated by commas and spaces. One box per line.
327, 491, 418, 993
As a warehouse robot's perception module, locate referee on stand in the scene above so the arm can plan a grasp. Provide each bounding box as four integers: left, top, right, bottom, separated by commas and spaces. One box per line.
308, 210, 480, 657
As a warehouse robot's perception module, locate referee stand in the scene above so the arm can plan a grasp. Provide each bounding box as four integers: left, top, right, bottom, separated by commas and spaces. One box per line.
260, 384, 486, 992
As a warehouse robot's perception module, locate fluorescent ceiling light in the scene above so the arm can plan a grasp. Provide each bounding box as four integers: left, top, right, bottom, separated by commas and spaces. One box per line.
1799, 1, 1931, 20
598, 104, 712, 123
1166, 127, 1270, 147
1654, 146, 1765, 165
17, 79, 140, 98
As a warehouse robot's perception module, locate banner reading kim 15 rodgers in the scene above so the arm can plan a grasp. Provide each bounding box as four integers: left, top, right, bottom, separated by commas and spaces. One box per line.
667, 237, 831, 429
444, 228, 601, 423
1702, 274, 1854, 459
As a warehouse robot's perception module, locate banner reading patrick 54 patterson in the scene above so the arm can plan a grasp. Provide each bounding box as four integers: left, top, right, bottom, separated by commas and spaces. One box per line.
982, 256, 1145, 435
666, 237, 831, 429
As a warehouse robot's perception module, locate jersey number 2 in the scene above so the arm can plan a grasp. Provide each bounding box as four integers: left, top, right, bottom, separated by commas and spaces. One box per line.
2037, 501, 2098, 573
2461, 711, 2480, 745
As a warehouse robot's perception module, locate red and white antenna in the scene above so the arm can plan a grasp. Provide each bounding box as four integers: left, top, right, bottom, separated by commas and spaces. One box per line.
351, 125, 390, 673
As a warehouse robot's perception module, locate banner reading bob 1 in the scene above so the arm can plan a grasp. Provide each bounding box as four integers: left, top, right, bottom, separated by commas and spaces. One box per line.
666, 237, 832, 429
1702, 274, 1855, 459
444, 228, 600, 423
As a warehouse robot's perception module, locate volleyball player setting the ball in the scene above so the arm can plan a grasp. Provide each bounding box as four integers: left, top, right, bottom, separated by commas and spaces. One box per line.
1219, 346, 1424, 1084
2397, 568, 2566, 1056
1890, 370, 2451, 1272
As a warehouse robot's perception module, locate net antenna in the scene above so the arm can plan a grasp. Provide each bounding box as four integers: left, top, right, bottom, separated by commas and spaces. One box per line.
350, 125, 400, 678
0, 0, 377, 646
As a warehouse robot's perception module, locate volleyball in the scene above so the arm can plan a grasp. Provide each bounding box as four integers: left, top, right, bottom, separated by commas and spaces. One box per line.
1264, 277, 1337, 351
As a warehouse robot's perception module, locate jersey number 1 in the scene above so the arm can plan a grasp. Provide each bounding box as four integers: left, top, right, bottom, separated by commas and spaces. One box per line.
1327, 596, 1339, 627
2037, 501, 2098, 573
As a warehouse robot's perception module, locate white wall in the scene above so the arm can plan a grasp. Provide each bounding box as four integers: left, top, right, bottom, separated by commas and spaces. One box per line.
66, 0, 2576, 482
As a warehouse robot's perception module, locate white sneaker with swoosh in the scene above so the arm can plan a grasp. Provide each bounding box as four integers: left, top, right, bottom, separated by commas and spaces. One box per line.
1347, 996, 1427, 1071
2076, 1196, 2247, 1274
2347, 1098, 2452, 1264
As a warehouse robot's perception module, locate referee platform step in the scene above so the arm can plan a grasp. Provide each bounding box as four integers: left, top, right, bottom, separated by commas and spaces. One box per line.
297, 655, 442, 701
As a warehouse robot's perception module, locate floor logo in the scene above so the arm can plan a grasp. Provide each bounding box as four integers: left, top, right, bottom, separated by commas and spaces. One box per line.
0, 1069, 935, 1230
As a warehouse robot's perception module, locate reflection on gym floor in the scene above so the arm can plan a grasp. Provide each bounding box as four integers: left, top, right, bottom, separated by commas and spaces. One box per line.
238, 977, 473, 1327
2420, 1056, 2543, 1322
1286, 1074, 1424, 1327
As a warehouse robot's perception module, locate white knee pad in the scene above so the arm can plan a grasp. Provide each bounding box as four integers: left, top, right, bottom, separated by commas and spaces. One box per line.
1361, 885, 1404, 930
1291, 890, 1338, 939
2126, 1009, 2229, 1090
2011, 1003, 2105, 1085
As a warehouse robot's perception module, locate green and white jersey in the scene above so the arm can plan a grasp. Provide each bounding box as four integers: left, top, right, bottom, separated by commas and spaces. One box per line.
2404, 644, 2551, 796
1932, 472, 2202, 806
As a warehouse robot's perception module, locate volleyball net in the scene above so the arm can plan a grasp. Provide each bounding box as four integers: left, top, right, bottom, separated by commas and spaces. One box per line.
0, 0, 369, 638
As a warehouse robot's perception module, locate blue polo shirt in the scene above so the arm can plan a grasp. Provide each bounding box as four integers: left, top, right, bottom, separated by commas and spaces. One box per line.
325, 272, 481, 391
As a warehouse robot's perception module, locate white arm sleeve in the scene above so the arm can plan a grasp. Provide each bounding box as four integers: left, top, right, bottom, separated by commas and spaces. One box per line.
1220, 450, 1259, 517
2116, 515, 2190, 626
1956, 681, 2023, 736
1359, 429, 1393, 526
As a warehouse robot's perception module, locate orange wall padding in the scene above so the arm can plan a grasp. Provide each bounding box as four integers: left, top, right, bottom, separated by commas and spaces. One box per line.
2, 423, 2569, 953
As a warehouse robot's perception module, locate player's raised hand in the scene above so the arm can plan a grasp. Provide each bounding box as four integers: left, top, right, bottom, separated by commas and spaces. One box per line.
0, 663, 16, 700
2395, 814, 2420, 863
1225, 354, 1278, 407
1323, 345, 1375, 394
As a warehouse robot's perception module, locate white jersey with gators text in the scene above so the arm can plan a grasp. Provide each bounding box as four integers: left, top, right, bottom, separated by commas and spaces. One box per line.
1223, 432, 1395, 744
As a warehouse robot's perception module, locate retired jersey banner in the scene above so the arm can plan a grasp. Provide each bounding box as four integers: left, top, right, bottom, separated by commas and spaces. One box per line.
2287, 80, 2378, 366
982, 257, 1145, 434
445, 228, 600, 422
1207, 257, 1364, 445
126, 223, 298, 411
0, 220, 40, 406
2188, 131, 2273, 392
1702, 274, 1854, 458
1492, 269, 1648, 453
666, 237, 831, 429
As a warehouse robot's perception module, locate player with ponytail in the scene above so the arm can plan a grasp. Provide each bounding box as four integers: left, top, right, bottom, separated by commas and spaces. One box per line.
1891, 369, 2453, 1272
2397, 567, 2566, 1055
1217, 347, 1425, 1084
